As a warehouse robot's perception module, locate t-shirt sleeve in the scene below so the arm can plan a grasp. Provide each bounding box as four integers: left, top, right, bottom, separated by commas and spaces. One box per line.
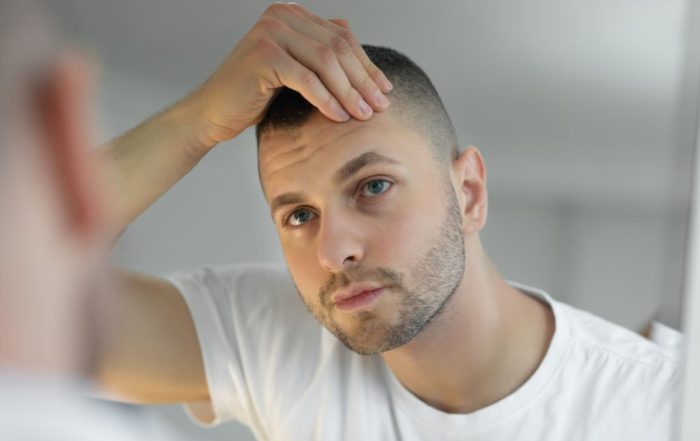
165, 263, 314, 430
166, 265, 248, 427
648, 320, 685, 354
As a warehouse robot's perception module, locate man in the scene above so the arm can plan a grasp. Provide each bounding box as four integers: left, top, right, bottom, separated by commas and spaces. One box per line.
96, 3, 682, 440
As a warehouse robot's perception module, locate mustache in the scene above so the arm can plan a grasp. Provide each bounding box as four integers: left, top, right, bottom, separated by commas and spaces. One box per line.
319, 266, 404, 305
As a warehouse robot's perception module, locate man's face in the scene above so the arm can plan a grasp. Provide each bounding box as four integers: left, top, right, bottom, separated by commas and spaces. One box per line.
259, 110, 466, 355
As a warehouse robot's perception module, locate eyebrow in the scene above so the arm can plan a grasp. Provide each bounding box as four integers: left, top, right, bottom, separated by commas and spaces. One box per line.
333, 151, 400, 185
269, 151, 401, 217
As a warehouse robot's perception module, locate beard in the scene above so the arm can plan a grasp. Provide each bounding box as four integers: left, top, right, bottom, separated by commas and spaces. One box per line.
298, 181, 466, 355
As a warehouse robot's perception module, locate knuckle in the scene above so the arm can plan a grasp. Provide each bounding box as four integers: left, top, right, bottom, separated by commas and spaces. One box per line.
322, 94, 337, 110
359, 73, 376, 90
256, 15, 282, 33
264, 3, 288, 17
331, 35, 352, 56
285, 2, 303, 13
365, 63, 382, 79
317, 45, 337, 67
300, 70, 319, 88
253, 37, 280, 58
343, 85, 360, 101
339, 29, 358, 46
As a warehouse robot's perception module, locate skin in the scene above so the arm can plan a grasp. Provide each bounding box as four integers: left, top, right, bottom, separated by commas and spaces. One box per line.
93, 3, 557, 412
259, 109, 556, 413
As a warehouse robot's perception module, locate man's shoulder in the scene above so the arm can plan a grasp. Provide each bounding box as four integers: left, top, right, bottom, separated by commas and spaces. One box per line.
169, 261, 290, 281
555, 299, 683, 375
167, 261, 294, 296
166, 261, 307, 326
511, 280, 683, 373
548, 300, 684, 435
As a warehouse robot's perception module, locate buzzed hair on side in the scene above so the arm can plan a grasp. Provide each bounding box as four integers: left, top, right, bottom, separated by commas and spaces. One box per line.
255, 45, 460, 166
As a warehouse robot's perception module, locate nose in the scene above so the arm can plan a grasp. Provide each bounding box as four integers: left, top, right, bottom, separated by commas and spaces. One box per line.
316, 209, 365, 273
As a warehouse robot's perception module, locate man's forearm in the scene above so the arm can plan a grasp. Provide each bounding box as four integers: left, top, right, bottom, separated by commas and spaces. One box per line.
98, 96, 213, 240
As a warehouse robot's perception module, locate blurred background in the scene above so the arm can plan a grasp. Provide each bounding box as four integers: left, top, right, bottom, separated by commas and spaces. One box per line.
51, 0, 694, 439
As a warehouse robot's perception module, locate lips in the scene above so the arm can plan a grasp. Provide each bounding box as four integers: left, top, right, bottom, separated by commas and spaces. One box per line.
334, 287, 385, 311
332, 283, 384, 305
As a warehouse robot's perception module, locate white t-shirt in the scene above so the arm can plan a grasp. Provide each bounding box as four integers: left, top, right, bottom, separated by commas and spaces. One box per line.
167, 263, 684, 441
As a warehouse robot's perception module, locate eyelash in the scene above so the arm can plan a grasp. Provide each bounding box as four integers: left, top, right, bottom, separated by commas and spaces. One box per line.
282, 178, 394, 228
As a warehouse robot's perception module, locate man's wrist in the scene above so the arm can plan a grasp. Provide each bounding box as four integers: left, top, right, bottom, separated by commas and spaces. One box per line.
164, 92, 228, 158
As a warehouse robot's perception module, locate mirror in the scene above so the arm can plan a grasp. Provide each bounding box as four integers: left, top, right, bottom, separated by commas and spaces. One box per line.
52, 1, 692, 439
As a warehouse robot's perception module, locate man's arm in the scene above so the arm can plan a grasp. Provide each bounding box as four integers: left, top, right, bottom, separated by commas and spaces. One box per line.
96, 270, 208, 403
98, 97, 211, 240
93, 4, 392, 403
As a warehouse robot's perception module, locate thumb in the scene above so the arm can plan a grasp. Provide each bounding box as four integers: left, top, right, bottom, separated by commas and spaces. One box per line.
328, 18, 350, 29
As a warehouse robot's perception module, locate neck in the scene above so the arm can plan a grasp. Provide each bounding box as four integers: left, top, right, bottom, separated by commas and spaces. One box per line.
380, 236, 555, 414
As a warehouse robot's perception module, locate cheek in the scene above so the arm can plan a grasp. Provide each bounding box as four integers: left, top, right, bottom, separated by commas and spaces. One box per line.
368, 192, 444, 266
281, 243, 325, 302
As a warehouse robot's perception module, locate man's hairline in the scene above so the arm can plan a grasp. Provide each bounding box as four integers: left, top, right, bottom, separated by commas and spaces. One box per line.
255, 116, 454, 210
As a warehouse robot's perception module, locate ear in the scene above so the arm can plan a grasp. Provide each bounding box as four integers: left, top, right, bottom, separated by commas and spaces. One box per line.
36, 52, 104, 244
451, 146, 487, 233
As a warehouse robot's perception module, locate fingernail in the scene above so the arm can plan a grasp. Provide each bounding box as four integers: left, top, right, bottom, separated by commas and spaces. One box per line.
373, 91, 389, 109
381, 77, 393, 92
358, 98, 373, 117
336, 106, 350, 121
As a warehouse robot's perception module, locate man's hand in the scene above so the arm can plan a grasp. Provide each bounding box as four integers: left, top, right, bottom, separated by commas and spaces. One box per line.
185, 3, 393, 150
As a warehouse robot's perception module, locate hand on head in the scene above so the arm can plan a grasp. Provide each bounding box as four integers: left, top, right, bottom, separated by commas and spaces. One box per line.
184, 3, 393, 150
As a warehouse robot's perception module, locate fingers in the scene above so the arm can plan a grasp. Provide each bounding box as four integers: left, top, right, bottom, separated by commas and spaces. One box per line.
262, 3, 392, 121
270, 16, 382, 120
289, 7, 393, 94
272, 49, 351, 123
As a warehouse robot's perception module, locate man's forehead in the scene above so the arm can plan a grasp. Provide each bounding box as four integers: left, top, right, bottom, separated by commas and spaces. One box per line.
258, 111, 411, 177
261, 110, 394, 153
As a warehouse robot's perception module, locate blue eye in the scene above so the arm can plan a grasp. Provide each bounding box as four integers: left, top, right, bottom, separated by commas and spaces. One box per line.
287, 208, 316, 226
361, 179, 392, 197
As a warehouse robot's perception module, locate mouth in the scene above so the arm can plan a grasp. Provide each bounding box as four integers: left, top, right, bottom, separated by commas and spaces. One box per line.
333, 287, 386, 311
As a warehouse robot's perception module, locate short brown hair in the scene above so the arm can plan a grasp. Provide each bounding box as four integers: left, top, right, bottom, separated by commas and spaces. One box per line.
255, 45, 459, 166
